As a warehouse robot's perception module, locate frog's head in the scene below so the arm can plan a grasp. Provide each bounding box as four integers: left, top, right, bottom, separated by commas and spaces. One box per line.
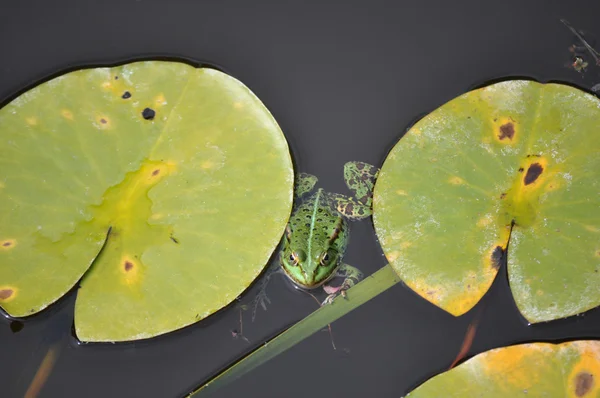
280, 217, 346, 289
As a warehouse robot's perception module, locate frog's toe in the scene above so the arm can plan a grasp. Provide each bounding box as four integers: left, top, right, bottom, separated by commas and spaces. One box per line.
296, 173, 318, 197
321, 294, 337, 306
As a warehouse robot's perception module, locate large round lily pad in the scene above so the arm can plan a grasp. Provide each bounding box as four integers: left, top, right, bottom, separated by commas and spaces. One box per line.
373, 81, 599, 322
0, 61, 294, 341
406, 340, 600, 397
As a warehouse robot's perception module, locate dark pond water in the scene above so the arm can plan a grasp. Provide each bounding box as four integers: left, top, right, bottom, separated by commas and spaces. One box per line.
1, 1, 600, 397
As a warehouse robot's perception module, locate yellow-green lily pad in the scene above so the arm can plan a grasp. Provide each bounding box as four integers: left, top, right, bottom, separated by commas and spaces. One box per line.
0, 61, 294, 341
406, 340, 600, 397
373, 81, 599, 322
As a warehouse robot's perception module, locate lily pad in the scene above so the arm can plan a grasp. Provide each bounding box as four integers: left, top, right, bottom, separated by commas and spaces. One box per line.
406, 340, 600, 397
0, 61, 294, 341
373, 81, 600, 322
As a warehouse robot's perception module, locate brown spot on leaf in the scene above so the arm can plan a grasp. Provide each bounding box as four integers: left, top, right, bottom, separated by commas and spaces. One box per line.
0, 289, 14, 300
575, 371, 594, 396
100, 118, 107, 124
152, 169, 160, 176
124, 261, 134, 272
498, 122, 515, 140
490, 246, 505, 270
1, 239, 16, 249
122, 91, 132, 99
500, 193, 507, 199
524, 163, 543, 185
518, 167, 524, 172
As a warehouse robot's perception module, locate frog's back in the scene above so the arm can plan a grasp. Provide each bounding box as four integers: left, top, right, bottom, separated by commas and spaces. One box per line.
290, 189, 348, 259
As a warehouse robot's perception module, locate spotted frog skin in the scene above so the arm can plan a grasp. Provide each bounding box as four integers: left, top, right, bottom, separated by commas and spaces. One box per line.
253, 161, 379, 316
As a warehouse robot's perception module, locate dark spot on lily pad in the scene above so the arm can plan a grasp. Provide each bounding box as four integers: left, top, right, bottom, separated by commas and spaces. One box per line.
518, 167, 524, 172
114, 75, 119, 80
575, 371, 594, 396
152, 169, 160, 176
500, 193, 507, 199
170, 236, 179, 244
0, 289, 14, 300
124, 261, 134, 272
2, 241, 12, 247
498, 122, 515, 140
100, 118, 107, 124
142, 108, 156, 120
490, 246, 505, 270
524, 163, 543, 185
122, 91, 131, 99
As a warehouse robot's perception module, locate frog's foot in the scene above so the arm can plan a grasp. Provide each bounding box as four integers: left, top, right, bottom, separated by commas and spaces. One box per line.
321, 263, 363, 305
250, 268, 284, 321
295, 173, 318, 198
330, 194, 372, 221
343, 161, 379, 205
326, 162, 379, 221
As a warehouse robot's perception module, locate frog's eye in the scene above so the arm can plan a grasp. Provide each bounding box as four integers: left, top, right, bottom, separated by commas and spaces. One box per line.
289, 252, 299, 266
319, 252, 330, 266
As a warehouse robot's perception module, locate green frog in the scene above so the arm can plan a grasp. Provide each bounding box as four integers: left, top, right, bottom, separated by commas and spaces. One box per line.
252, 161, 379, 318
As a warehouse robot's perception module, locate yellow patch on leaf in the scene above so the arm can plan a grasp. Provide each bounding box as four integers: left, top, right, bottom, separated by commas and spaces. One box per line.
448, 176, 464, 185
481, 344, 545, 389
1, 239, 16, 250
61, 109, 74, 120
386, 250, 401, 262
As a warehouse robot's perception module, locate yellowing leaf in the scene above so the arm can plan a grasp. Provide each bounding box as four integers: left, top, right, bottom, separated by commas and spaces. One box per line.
373, 81, 600, 322
407, 340, 600, 398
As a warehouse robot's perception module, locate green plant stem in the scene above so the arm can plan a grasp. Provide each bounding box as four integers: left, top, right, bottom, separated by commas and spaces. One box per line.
187, 263, 400, 397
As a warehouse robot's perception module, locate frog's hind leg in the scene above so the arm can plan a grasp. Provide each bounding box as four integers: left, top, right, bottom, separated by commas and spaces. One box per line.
329, 162, 379, 221
329, 194, 370, 221
295, 173, 318, 198
344, 161, 379, 207
322, 263, 363, 305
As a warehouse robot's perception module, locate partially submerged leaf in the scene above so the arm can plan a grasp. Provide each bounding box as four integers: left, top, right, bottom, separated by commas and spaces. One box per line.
0, 61, 294, 341
373, 80, 600, 322
406, 340, 600, 397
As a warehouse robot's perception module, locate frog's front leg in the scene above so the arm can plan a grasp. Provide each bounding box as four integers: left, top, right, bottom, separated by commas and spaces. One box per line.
321, 263, 363, 305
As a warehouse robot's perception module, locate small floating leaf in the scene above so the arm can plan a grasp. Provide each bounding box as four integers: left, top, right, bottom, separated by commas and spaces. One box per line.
373, 81, 600, 322
406, 340, 600, 397
0, 61, 294, 341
